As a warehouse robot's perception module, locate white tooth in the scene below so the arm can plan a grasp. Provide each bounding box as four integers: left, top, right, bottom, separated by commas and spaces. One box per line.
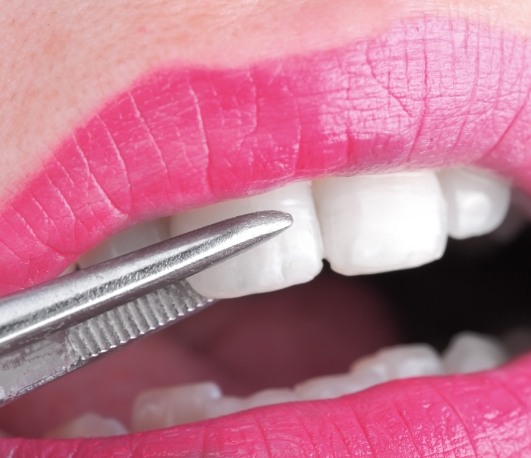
313, 171, 447, 275
44, 413, 128, 438
204, 396, 244, 420
294, 371, 383, 400
438, 167, 511, 239
170, 182, 323, 298
205, 389, 298, 420
78, 218, 169, 268
442, 332, 508, 374
239, 388, 299, 409
131, 382, 222, 431
351, 344, 444, 381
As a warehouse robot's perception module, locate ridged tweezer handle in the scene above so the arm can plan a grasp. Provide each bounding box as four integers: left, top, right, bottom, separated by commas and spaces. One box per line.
68, 280, 213, 361
0, 280, 213, 406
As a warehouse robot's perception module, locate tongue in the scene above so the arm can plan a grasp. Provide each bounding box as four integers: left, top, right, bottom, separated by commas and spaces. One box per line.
0, 269, 399, 438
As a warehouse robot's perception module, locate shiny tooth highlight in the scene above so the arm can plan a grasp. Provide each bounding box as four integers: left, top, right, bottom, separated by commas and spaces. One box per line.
170, 181, 323, 298
313, 171, 447, 275
442, 332, 508, 374
131, 382, 222, 432
438, 167, 511, 239
78, 219, 169, 268
44, 413, 128, 439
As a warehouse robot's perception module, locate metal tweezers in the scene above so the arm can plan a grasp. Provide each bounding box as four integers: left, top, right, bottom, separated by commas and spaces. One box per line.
0, 211, 292, 407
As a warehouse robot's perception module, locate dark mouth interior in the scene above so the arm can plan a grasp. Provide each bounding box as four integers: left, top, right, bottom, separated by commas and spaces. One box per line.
0, 222, 530, 439
371, 225, 531, 352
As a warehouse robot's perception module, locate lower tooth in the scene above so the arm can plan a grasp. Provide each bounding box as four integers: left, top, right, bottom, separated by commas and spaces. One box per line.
294, 372, 382, 400
442, 331, 508, 374
44, 413, 128, 439
313, 171, 447, 275
129, 334, 508, 432
234, 388, 299, 410
351, 344, 444, 380
169, 181, 323, 298
201, 396, 243, 419
437, 167, 511, 239
205, 389, 299, 420
131, 382, 222, 431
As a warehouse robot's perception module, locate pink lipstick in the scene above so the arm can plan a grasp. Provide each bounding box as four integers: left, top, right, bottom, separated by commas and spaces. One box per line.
1, 15, 531, 456
1, 16, 530, 295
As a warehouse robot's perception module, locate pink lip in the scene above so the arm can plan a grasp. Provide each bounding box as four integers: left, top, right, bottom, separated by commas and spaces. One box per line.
2, 354, 531, 456
1, 15, 531, 455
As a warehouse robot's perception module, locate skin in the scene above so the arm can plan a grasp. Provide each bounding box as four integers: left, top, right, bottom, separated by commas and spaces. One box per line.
1, 0, 531, 203
1, 0, 530, 442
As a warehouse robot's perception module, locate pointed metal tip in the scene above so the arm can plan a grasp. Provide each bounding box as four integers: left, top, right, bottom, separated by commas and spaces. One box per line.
194, 210, 293, 268
231, 210, 293, 244
252, 210, 294, 232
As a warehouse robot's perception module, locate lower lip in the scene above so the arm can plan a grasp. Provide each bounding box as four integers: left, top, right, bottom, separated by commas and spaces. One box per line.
2, 354, 531, 455
1, 14, 531, 456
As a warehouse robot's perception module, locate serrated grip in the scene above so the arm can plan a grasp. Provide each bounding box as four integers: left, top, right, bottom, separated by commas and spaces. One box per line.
67, 281, 212, 361
0, 281, 214, 407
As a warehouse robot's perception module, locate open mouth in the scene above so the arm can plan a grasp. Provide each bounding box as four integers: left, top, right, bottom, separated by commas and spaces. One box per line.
1, 13, 531, 456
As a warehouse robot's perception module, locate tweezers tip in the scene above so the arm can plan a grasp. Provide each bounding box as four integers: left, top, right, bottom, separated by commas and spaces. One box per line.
256, 210, 294, 231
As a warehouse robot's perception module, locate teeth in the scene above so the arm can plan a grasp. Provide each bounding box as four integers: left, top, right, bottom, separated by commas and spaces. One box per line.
442, 332, 508, 374
78, 219, 169, 268
237, 388, 299, 409
294, 371, 383, 400
204, 389, 300, 420
296, 344, 443, 400
313, 171, 447, 275
170, 182, 323, 298
131, 382, 222, 432
438, 167, 511, 239
44, 413, 128, 438
129, 334, 509, 432
351, 344, 444, 380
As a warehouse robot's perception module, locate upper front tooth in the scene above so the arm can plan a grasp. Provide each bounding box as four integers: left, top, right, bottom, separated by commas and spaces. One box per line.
170, 182, 323, 298
437, 167, 511, 239
313, 171, 447, 275
78, 219, 169, 268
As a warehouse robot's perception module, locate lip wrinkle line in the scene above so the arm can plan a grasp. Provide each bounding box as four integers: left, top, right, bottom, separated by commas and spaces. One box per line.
1, 15, 531, 294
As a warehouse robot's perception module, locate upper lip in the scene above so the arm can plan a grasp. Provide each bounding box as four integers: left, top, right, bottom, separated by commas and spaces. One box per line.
1, 14, 531, 455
